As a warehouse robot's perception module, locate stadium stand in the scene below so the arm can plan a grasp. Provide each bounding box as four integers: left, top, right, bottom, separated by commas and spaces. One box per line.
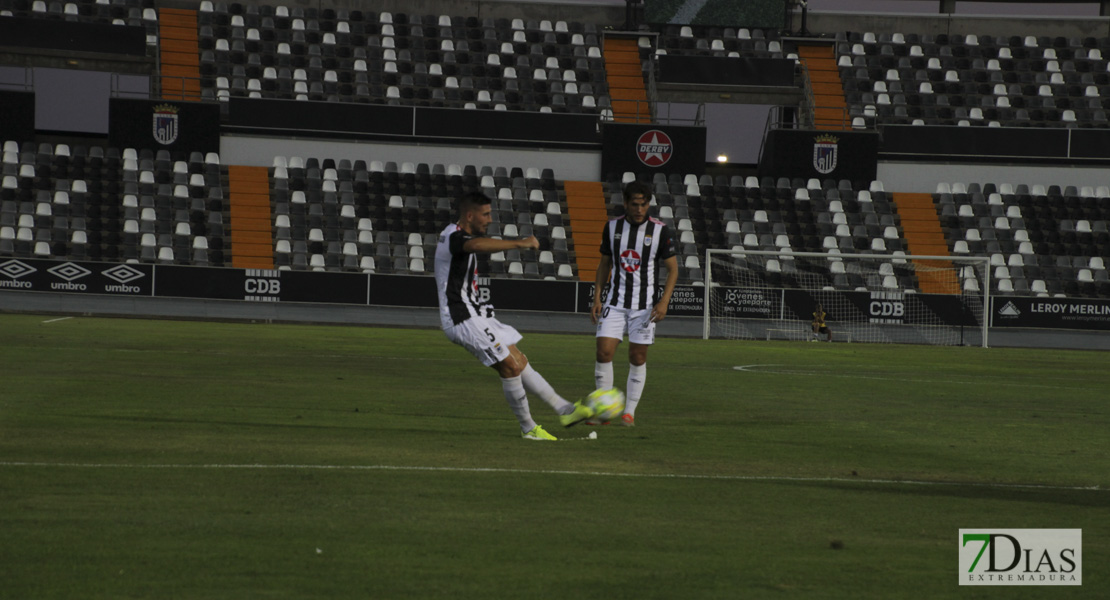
0, 141, 226, 265
597, 170, 1108, 296
265, 158, 577, 278
835, 31, 1110, 128
5, 132, 1106, 296
652, 24, 786, 60
935, 182, 1110, 297
194, 3, 612, 113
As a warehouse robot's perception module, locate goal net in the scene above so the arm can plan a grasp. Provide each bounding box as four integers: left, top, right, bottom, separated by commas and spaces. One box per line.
702, 249, 990, 347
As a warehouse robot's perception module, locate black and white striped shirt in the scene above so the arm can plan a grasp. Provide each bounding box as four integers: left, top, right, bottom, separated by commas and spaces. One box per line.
435, 223, 493, 328
599, 216, 675, 310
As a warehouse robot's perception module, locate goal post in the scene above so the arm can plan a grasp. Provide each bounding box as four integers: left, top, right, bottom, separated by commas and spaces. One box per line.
702, 249, 990, 347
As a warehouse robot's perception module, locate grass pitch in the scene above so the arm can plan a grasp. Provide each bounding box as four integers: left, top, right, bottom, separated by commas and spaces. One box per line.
1, 313, 1107, 599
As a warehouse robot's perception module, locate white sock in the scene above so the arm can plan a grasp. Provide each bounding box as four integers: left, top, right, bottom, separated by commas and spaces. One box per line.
625, 362, 646, 416
520, 364, 574, 415
594, 361, 614, 390
501, 375, 537, 433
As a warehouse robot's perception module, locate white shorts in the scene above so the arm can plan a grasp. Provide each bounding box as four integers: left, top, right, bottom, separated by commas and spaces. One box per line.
444, 316, 523, 367
596, 305, 655, 345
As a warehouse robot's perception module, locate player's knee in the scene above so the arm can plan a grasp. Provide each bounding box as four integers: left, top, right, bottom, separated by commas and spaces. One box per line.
506, 347, 528, 376
629, 347, 648, 365
595, 342, 616, 363
495, 360, 524, 378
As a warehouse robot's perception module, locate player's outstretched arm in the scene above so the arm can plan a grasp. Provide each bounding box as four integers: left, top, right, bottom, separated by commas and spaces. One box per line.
651, 255, 679, 322
463, 235, 539, 254
591, 254, 612, 324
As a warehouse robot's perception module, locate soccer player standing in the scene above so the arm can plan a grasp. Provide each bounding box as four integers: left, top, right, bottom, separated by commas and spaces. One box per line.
590, 181, 678, 426
435, 192, 594, 440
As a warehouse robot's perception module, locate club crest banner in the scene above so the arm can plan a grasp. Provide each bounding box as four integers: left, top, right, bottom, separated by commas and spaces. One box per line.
813, 134, 838, 174
110, 98, 219, 154
760, 129, 878, 181
152, 104, 179, 145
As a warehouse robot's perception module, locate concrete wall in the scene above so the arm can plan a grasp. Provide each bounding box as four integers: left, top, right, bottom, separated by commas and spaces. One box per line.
156, 0, 1110, 39
220, 138, 1110, 195
160, 0, 628, 28
798, 10, 1110, 39
877, 160, 1110, 193
220, 134, 603, 181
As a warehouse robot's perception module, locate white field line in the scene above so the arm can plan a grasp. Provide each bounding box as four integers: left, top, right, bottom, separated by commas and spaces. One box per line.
41, 316, 73, 324
0, 461, 1101, 493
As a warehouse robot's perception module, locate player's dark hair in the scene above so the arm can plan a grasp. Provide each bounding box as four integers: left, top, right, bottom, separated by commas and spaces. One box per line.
623, 180, 653, 203
457, 191, 491, 217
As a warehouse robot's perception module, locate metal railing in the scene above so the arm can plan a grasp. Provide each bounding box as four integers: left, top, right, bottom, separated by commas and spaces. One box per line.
756, 105, 779, 163
796, 60, 816, 129
602, 97, 704, 126
110, 73, 217, 103
809, 104, 853, 130
605, 98, 653, 123
765, 102, 854, 132
645, 49, 659, 121
156, 74, 207, 102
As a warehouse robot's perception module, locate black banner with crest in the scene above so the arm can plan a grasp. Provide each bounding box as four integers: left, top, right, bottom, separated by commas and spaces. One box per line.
759, 129, 879, 182
108, 98, 221, 154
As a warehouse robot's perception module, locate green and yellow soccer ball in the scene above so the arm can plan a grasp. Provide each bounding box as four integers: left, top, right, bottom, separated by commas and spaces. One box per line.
586, 388, 626, 421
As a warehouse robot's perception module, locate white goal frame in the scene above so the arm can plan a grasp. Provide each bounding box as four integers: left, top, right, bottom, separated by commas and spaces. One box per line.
702, 249, 991, 347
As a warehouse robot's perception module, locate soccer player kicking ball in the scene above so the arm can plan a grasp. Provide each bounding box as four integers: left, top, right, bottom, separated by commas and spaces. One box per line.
590, 181, 678, 426
434, 192, 595, 440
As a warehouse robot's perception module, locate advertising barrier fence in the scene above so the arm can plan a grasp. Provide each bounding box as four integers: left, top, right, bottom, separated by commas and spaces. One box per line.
992, 295, 1110, 331
1, 258, 1107, 332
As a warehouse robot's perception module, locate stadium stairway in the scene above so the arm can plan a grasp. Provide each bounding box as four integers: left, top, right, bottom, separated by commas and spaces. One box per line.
563, 181, 609, 282
797, 45, 848, 130
227, 166, 274, 269
603, 37, 650, 123
158, 8, 201, 100
892, 192, 960, 294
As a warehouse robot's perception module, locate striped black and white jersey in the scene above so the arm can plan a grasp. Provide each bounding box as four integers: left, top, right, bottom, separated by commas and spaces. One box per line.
599, 216, 675, 310
434, 223, 494, 329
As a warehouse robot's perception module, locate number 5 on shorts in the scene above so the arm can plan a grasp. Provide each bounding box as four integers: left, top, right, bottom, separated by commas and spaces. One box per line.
484, 328, 495, 342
